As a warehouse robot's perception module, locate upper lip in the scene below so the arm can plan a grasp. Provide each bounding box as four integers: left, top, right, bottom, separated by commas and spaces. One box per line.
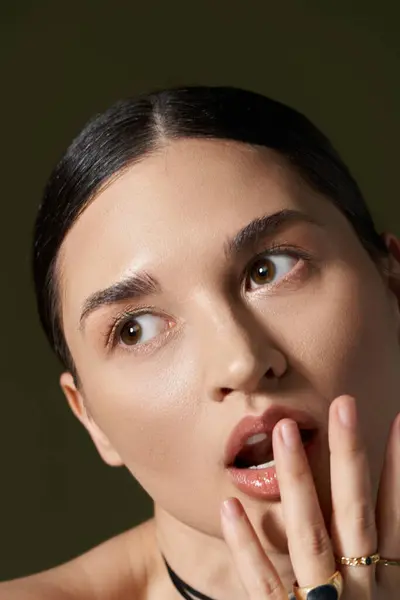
224, 405, 319, 467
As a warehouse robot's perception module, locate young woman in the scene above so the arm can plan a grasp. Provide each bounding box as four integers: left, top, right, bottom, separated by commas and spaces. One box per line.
2, 86, 399, 599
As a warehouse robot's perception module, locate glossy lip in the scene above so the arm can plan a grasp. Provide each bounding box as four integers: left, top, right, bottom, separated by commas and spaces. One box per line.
224, 405, 319, 468
227, 431, 320, 500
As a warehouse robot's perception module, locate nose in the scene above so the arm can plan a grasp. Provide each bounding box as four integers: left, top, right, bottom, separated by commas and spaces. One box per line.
200, 306, 288, 401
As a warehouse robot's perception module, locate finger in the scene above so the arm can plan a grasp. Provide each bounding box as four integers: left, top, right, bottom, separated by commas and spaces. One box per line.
273, 419, 335, 588
221, 497, 287, 599
376, 411, 400, 588
376, 412, 400, 553
329, 396, 376, 593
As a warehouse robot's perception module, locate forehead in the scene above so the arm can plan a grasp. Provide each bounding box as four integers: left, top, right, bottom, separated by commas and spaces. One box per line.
59, 139, 341, 325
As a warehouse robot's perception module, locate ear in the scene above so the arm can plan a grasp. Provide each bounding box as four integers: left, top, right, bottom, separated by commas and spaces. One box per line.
381, 232, 400, 315
60, 371, 124, 467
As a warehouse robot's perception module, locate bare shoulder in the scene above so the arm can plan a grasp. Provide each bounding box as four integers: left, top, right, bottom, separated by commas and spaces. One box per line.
0, 518, 155, 600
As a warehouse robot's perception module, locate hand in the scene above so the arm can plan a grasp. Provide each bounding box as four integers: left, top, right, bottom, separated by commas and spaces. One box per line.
220, 395, 400, 599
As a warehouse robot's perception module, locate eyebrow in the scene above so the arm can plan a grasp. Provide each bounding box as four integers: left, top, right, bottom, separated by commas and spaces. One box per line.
79, 208, 321, 332
79, 272, 160, 333
224, 208, 322, 258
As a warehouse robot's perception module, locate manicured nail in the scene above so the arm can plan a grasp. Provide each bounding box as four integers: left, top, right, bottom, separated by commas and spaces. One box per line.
222, 497, 243, 520
338, 396, 357, 428
280, 420, 300, 450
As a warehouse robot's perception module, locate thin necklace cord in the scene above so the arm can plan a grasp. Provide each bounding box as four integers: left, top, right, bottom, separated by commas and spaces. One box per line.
163, 556, 216, 600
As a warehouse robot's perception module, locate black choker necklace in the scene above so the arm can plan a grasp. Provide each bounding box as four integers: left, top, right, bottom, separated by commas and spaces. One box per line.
163, 556, 294, 600
163, 556, 216, 600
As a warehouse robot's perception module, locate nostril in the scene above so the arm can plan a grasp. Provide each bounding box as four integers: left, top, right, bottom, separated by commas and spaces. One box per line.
220, 387, 233, 396
265, 368, 275, 380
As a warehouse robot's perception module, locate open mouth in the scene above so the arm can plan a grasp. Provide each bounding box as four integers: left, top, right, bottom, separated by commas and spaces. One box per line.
231, 428, 316, 470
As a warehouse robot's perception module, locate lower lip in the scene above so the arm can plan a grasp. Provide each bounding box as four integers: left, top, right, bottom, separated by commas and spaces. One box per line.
227, 436, 318, 500
227, 463, 280, 499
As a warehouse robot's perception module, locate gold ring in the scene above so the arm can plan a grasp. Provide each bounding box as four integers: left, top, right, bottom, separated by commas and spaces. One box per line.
379, 558, 400, 567
335, 552, 380, 566
292, 570, 343, 599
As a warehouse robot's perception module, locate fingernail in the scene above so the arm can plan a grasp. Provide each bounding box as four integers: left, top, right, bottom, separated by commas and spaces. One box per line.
280, 420, 300, 450
222, 497, 243, 520
338, 396, 357, 428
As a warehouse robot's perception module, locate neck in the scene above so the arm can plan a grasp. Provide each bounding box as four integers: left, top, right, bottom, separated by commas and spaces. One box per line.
153, 502, 295, 600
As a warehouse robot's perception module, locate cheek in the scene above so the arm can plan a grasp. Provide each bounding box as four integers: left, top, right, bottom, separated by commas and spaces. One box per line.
79, 344, 203, 475
285, 272, 389, 396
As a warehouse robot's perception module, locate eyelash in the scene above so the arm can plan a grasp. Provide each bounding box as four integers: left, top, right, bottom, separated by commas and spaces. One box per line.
104, 243, 313, 352
243, 242, 312, 289
103, 306, 169, 352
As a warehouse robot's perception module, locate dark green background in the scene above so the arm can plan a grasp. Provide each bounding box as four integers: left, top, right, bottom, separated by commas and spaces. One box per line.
1, 0, 399, 580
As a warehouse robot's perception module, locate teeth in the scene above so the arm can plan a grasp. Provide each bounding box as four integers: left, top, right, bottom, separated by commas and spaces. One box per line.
244, 432, 268, 446
249, 459, 275, 470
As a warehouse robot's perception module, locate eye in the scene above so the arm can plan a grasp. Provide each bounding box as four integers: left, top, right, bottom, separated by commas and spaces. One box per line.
247, 253, 298, 290
116, 313, 170, 348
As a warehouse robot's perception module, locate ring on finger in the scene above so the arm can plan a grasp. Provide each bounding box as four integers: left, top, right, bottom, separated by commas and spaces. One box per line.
335, 552, 380, 567
378, 557, 400, 567
292, 570, 343, 599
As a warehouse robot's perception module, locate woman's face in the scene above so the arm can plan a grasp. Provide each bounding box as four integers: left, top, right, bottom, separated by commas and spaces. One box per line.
59, 139, 400, 548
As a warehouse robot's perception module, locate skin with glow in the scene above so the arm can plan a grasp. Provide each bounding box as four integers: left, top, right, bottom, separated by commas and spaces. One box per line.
58, 139, 400, 598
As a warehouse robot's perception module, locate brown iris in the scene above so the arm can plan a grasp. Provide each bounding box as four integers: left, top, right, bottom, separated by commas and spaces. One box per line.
249, 257, 276, 286
119, 320, 142, 345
